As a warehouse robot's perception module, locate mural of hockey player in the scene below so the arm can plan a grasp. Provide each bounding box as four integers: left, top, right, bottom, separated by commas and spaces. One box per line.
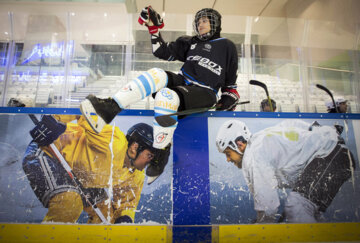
22, 114, 158, 224
80, 6, 239, 183
216, 119, 356, 223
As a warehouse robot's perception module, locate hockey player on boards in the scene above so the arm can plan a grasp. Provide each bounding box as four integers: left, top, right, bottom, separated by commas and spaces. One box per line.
260, 98, 276, 112
80, 6, 240, 183
326, 97, 348, 113
216, 119, 355, 223
23, 115, 156, 223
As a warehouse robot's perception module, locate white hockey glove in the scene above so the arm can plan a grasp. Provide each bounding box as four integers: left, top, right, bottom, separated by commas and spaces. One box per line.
216, 88, 240, 111
138, 6, 164, 34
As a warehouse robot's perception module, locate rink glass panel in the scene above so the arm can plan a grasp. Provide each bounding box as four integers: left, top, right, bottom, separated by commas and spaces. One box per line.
0, 2, 358, 112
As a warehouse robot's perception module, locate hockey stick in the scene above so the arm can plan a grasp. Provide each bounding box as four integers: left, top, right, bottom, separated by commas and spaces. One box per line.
316, 84, 339, 113
28, 114, 109, 224
249, 80, 274, 112
155, 101, 250, 127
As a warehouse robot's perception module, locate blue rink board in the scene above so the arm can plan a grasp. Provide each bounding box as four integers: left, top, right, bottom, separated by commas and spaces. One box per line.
0, 107, 359, 243
1, 106, 360, 119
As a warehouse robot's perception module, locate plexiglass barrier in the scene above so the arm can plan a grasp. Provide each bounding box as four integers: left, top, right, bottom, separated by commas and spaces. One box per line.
0, 1, 359, 113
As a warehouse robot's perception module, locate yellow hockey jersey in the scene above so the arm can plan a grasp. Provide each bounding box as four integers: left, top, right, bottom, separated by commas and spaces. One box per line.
44, 115, 145, 223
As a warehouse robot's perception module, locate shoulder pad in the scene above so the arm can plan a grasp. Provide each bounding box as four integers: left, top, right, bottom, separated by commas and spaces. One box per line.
176, 35, 193, 43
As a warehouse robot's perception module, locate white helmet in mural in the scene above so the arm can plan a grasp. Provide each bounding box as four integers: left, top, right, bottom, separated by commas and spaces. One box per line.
216, 120, 251, 155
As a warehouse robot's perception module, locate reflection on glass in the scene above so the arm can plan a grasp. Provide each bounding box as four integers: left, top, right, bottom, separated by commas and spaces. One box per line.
0, 9, 358, 112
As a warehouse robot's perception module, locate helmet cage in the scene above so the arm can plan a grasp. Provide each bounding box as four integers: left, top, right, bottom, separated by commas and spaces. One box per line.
193, 8, 221, 41
260, 99, 276, 111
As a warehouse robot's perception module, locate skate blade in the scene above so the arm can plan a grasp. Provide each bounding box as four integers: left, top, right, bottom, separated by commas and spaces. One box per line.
147, 175, 160, 185
80, 99, 106, 133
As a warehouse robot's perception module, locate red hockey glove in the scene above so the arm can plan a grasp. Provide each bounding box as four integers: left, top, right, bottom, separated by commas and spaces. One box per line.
216, 88, 240, 111
138, 6, 164, 34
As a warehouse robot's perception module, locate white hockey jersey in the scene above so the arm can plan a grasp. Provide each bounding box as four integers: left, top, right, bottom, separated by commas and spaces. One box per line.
242, 119, 339, 215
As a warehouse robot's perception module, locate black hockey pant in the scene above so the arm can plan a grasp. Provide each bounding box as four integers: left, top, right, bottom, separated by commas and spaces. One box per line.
293, 142, 356, 212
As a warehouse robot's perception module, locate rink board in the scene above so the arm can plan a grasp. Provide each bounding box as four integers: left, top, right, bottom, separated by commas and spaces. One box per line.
1, 223, 359, 242
0, 107, 359, 243
0, 224, 170, 243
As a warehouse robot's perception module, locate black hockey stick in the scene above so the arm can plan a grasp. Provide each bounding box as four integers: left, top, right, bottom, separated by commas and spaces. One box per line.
249, 80, 274, 112
155, 101, 250, 127
8, 99, 108, 223
316, 84, 339, 113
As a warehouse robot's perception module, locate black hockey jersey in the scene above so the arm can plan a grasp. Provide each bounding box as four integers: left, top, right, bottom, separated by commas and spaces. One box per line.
153, 35, 238, 92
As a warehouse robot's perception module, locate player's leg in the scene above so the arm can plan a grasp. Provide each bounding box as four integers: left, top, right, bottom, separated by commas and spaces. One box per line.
146, 85, 217, 184
290, 142, 355, 221
145, 87, 179, 185
80, 68, 168, 133
284, 191, 319, 223
151, 85, 216, 149
22, 142, 83, 223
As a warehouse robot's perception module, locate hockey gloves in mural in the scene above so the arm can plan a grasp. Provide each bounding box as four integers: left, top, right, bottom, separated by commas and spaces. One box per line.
146, 144, 171, 184
114, 215, 133, 224
216, 88, 240, 111
138, 6, 164, 34
30, 115, 66, 146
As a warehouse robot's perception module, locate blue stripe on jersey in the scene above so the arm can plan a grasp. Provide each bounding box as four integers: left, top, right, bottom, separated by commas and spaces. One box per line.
184, 78, 191, 85
137, 74, 152, 97
210, 37, 226, 42
181, 68, 217, 93
143, 71, 156, 93
181, 68, 201, 84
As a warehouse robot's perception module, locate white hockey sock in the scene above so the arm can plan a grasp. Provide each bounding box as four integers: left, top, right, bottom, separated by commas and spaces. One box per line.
113, 68, 168, 108
153, 88, 180, 149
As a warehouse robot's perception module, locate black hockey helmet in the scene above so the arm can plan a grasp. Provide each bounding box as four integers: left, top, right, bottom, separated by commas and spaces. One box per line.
260, 99, 276, 111
126, 123, 154, 160
193, 8, 222, 41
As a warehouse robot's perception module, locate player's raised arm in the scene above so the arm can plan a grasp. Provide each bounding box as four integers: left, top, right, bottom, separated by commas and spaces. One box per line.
139, 5, 191, 62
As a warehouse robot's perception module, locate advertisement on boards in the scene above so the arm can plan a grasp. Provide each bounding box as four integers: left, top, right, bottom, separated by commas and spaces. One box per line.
0, 114, 172, 224
209, 117, 360, 224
